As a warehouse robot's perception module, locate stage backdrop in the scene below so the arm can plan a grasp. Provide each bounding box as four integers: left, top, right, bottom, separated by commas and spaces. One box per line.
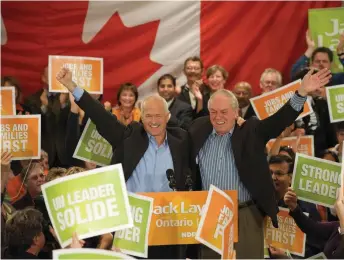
1, 1, 341, 103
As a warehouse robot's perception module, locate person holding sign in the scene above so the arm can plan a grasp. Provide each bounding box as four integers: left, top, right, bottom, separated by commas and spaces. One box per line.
188, 68, 332, 259
284, 188, 344, 259
56, 68, 190, 259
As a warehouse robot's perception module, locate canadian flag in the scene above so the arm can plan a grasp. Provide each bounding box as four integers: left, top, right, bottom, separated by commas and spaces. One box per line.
1, 1, 340, 103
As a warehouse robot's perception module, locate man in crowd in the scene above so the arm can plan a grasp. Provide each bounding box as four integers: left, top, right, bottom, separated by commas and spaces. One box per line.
157, 74, 193, 129
259, 68, 283, 94
188, 68, 331, 258
177, 56, 206, 114
56, 67, 190, 259
24, 67, 70, 168
268, 155, 322, 258
291, 30, 344, 85
232, 81, 256, 119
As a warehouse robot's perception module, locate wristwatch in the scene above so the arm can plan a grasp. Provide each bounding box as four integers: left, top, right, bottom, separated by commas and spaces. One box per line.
338, 226, 344, 235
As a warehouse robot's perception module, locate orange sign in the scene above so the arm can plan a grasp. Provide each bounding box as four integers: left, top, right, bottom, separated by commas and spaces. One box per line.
0, 87, 16, 116
222, 221, 235, 259
250, 80, 313, 120
264, 207, 307, 257
140, 190, 237, 246
195, 185, 238, 255
266, 135, 314, 156
49, 55, 103, 94
0, 115, 41, 160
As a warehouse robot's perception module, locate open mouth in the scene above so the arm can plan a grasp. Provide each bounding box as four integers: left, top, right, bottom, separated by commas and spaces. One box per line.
216, 121, 225, 125
150, 124, 160, 128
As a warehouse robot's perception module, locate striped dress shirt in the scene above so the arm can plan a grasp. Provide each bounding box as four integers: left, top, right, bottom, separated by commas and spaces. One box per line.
197, 93, 307, 203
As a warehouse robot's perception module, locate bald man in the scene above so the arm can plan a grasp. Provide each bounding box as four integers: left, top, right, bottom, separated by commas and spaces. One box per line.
56, 68, 190, 259
232, 81, 256, 119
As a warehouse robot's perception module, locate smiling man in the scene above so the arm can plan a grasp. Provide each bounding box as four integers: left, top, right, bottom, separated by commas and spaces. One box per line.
56, 68, 190, 259
157, 74, 193, 129
188, 68, 331, 259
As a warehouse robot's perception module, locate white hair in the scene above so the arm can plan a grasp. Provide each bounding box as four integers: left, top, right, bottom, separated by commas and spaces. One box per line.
260, 68, 282, 87
208, 89, 239, 110
141, 94, 169, 116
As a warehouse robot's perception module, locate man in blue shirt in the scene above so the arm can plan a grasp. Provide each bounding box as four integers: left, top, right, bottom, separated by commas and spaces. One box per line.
56, 68, 190, 258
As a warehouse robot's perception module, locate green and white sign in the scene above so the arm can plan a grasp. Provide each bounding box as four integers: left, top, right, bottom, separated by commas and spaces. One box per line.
291, 153, 342, 208
73, 119, 113, 166
326, 85, 344, 123
113, 193, 153, 258
309, 7, 344, 73
53, 248, 135, 259
42, 164, 133, 248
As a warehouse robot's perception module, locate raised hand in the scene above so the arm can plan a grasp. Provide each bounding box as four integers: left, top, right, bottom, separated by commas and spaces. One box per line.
284, 187, 297, 211
40, 89, 49, 107
104, 101, 112, 112
337, 32, 344, 57
56, 68, 76, 92
298, 68, 332, 97
305, 30, 316, 58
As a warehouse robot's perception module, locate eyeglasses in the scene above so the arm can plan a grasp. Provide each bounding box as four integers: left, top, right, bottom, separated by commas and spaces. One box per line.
28, 173, 45, 181
270, 170, 289, 177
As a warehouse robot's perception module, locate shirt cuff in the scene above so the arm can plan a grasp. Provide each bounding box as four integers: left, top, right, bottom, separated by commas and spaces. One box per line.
289, 92, 307, 112
40, 105, 48, 114
73, 87, 84, 102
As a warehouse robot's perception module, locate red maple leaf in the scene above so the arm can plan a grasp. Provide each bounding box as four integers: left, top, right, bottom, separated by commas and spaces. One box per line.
1, 1, 161, 104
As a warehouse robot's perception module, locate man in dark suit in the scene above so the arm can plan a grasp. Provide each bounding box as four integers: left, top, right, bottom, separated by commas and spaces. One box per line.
56, 68, 190, 259
188, 68, 331, 259
157, 74, 193, 129
24, 67, 70, 168
232, 81, 256, 119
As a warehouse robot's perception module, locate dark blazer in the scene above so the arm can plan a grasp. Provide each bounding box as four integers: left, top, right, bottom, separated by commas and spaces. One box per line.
243, 104, 256, 120
177, 84, 210, 118
76, 91, 190, 191
188, 99, 303, 227
168, 98, 193, 129
298, 98, 336, 157
24, 90, 70, 167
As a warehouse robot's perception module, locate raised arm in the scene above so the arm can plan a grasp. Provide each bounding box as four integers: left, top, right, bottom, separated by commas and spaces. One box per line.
291, 30, 315, 80
56, 68, 128, 148
257, 68, 332, 143
284, 188, 336, 242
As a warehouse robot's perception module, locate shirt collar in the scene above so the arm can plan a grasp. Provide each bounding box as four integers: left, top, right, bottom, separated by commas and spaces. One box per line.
211, 126, 235, 137
147, 132, 169, 147
166, 98, 174, 108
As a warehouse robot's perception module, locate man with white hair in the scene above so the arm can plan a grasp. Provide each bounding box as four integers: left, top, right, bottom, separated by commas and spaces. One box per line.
188, 68, 331, 259
259, 68, 283, 94
56, 68, 190, 259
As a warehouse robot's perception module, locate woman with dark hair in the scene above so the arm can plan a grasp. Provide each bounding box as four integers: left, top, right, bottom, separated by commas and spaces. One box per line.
111, 83, 140, 126
1, 76, 31, 114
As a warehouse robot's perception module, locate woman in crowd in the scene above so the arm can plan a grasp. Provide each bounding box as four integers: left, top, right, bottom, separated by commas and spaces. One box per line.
284, 188, 344, 259
1, 76, 31, 114
192, 64, 228, 117
111, 83, 141, 126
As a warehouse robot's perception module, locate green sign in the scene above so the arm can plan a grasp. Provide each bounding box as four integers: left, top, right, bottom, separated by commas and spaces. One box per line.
309, 7, 344, 73
73, 119, 112, 166
326, 84, 344, 123
291, 153, 342, 208
113, 193, 154, 258
53, 249, 135, 259
42, 164, 132, 248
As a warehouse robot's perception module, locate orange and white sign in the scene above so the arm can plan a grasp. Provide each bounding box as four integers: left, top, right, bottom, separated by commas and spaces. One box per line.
250, 80, 313, 120
0, 115, 41, 160
195, 185, 238, 255
0, 87, 16, 116
264, 207, 308, 257
140, 190, 237, 246
266, 135, 314, 157
49, 55, 103, 94
222, 221, 235, 259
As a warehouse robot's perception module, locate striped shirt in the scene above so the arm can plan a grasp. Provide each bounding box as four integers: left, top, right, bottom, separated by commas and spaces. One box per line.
198, 93, 307, 202
198, 130, 251, 202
